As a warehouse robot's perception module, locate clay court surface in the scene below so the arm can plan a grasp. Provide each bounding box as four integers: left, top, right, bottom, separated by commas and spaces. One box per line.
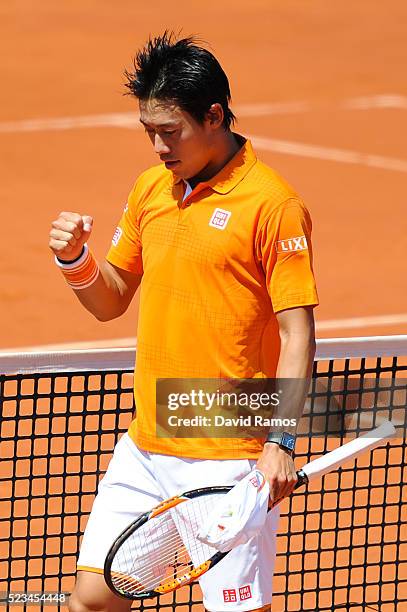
1, 5, 406, 610
1, 0, 406, 351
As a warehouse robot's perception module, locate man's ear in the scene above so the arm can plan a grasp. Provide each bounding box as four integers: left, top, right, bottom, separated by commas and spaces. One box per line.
206, 103, 224, 129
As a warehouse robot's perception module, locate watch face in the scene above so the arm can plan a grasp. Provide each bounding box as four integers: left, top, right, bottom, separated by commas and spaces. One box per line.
281, 432, 296, 450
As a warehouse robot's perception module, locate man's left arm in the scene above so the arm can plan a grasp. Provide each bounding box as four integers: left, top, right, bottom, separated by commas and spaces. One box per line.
256, 305, 316, 503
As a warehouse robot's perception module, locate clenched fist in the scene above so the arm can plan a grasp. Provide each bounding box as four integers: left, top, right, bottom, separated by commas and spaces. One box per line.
49, 212, 93, 262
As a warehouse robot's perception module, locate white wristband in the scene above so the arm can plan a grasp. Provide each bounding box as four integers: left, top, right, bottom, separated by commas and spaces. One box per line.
55, 244, 89, 269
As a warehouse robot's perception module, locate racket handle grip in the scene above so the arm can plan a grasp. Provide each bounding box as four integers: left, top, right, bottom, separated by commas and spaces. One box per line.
295, 469, 309, 489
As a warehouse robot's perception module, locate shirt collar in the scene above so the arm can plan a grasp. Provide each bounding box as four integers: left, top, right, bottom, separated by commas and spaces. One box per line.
172, 135, 257, 195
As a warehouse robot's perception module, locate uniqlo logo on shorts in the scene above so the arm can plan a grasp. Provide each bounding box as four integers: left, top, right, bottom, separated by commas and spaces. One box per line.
209, 208, 232, 230
223, 589, 237, 603
112, 227, 122, 246
239, 585, 252, 601
276, 235, 308, 253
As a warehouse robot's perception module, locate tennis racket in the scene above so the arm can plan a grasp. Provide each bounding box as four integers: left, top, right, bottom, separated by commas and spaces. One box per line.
104, 420, 396, 600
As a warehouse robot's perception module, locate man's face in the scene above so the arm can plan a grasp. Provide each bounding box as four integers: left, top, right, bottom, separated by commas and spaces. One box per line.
139, 98, 215, 181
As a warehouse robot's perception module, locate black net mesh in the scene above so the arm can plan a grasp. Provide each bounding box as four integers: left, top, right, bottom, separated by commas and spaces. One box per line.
0, 352, 406, 611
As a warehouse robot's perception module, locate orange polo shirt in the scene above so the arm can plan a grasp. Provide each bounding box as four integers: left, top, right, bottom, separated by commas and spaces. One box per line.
106, 137, 318, 459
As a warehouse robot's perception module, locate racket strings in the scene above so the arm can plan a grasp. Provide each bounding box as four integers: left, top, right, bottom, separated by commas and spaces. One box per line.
112, 532, 190, 591
110, 493, 224, 595
113, 546, 190, 589
112, 511, 212, 590
112, 512, 182, 591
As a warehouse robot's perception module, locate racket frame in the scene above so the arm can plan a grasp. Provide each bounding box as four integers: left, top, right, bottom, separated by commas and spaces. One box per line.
104, 486, 232, 600
104, 477, 308, 600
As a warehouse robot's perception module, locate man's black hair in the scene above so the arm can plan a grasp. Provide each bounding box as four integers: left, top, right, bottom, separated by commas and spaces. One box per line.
125, 32, 236, 130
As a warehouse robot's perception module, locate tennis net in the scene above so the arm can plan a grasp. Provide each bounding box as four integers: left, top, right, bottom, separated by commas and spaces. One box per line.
0, 336, 406, 611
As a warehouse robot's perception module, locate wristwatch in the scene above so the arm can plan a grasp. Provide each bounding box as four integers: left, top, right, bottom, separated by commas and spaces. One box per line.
265, 431, 296, 455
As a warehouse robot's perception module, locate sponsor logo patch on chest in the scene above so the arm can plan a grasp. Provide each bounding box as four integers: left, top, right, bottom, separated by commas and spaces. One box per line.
276, 235, 308, 253
209, 208, 232, 230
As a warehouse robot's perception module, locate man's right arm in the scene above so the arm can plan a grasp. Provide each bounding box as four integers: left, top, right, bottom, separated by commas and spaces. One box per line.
49, 211, 142, 322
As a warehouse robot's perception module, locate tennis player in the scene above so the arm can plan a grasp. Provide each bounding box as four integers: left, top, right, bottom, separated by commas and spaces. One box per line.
49, 33, 318, 612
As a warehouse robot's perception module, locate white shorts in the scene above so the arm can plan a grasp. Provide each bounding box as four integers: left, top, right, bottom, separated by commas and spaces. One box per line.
77, 434, 280, 611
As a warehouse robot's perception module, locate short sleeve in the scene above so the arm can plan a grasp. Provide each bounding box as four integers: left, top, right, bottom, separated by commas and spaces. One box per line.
256, 198, 319, 313
106, 182, 143, 274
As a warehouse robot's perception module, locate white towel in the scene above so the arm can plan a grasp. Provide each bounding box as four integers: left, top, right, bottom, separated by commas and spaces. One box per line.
197, 469, 270, 553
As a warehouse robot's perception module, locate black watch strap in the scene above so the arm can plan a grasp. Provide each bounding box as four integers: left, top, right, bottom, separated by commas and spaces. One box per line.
265, 431, 296, 455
